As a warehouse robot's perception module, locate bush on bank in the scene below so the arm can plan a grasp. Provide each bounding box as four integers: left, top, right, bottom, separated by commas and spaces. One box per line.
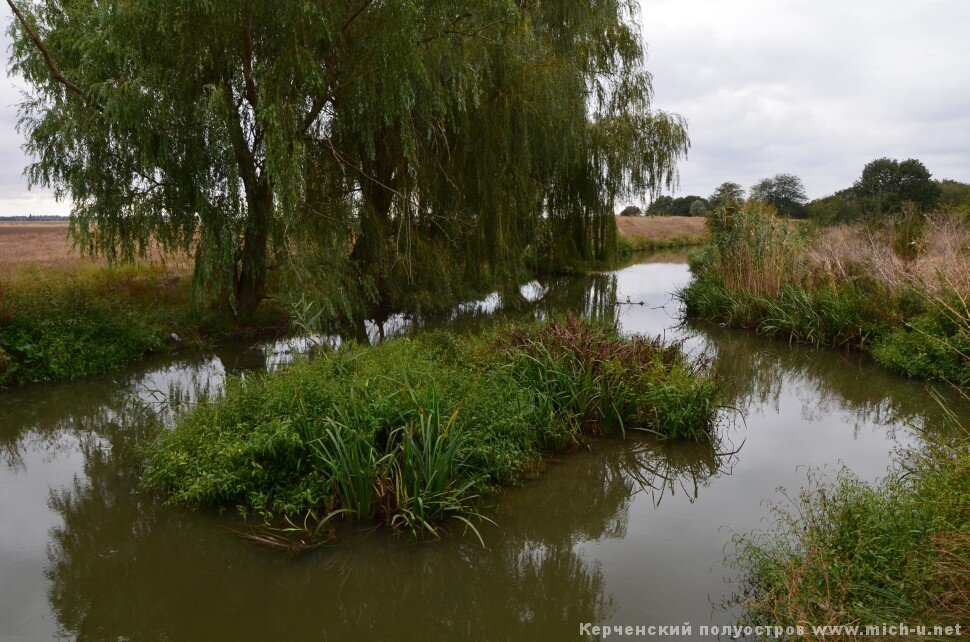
143, 318, 721, 538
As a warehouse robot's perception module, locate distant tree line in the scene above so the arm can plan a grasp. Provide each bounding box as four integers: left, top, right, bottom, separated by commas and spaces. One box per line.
0, 215, 70, 221
625, 157, 967, 224
806, 158, 964, 224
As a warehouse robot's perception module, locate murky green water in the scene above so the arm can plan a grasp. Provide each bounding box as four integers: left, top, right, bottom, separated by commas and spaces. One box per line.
1, 252, 964, 641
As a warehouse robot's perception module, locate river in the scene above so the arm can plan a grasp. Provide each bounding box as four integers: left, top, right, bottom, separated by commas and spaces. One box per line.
0, 251, 962, 640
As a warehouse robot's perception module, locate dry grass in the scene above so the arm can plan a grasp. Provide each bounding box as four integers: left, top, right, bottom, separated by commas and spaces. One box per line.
0, 222, 190, 279
615, 215, 707, 241
807, 212, 970, 294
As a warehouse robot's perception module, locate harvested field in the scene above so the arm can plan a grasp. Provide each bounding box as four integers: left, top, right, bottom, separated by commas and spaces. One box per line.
0, 222, 189, 278
615, 216, 709, 250
0, 222, 86, 275
616, 216, 707, 240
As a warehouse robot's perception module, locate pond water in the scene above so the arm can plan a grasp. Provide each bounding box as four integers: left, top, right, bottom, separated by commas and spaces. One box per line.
0, 252, 964, 641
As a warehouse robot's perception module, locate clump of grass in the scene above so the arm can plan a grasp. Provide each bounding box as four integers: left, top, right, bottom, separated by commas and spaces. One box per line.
503, 318, 718, 440
143, 318, 721, 543
729, 422, 969, 636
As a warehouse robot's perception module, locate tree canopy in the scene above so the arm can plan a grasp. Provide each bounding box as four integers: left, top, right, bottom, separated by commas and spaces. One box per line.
647, 195, 707, 217
750, 173, 808, 218
853, 158, 941, 214
8, 0, 689, 317
708, 182, 745, 207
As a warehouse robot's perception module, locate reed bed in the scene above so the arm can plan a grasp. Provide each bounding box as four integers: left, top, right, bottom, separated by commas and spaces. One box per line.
680, 203, 969, 384
143, 318, 722, 545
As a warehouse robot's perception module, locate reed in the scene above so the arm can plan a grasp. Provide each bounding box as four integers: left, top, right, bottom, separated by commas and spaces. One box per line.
681, 206, 969, 384
729, 402, 969, 637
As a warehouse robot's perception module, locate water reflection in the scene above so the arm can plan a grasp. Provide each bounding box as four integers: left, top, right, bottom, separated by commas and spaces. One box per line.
0, 252, 963, 640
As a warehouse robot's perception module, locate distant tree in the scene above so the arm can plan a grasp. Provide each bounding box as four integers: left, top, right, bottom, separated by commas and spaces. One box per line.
646, 196, 674, 216
708, 182, 745, 207
619, 205, 643, 217
805, 189, 862, 225
647, 195, 705, 216
939, 179, 970, 213
854, 158, 941, 214
750, 173, 808, 218
689, 199, 708, 216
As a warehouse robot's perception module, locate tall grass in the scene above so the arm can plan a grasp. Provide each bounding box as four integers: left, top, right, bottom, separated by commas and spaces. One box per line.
0, 264, 288, 386
705, 200, 798, 298
681, 204, 969, 384
144, 318, 722, 543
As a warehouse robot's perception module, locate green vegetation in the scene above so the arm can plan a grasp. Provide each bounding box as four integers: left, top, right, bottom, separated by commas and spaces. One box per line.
854, 157, 942, 215
807, 158, 958, 225
10, 0, 687, 319
749, 173, 808, 218
144, 318, 721, 540
619, 233, 709, 254
647, 195, 709, 216
680, 201, 969, 385
731, 404, 969, 637
0, 266, 285, 386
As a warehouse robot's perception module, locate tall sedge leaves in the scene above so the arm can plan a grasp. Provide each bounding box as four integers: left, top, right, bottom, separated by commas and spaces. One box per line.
9, 0, 687, 315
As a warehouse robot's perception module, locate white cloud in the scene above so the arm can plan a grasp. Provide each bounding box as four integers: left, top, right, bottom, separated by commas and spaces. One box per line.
639, 0, 970, 198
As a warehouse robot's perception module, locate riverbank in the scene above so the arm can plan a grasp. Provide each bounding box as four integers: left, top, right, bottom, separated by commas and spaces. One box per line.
616, 216, 709, 252
731, 412, 969, 636
3, 250, 962, 640
0, 264, 288, 386
144, 318, 721, 545
679, 203, 969, 385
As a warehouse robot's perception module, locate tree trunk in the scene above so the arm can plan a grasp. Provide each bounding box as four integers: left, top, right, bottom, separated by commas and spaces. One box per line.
236, 185, 273, 314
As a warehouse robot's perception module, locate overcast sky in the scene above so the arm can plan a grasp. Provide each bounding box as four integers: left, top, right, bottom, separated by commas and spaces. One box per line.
0, 1, 968, 214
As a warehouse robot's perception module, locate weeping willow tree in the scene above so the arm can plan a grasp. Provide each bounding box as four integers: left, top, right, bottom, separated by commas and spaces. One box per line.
7, 0, 688, 316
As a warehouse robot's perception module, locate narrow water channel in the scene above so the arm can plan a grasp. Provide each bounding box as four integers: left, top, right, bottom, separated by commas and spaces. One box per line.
0, 252, 963, 640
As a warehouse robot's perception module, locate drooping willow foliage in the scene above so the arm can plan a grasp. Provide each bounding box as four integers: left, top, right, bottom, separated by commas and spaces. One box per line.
8, 0, 688, 317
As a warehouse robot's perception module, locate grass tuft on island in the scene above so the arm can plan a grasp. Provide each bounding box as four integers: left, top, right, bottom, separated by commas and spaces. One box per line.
143, 318, 721, 543
679, 201, 969, 385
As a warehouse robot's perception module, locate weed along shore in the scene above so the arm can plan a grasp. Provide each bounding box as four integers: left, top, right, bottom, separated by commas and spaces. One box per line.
0, 264, 289, 386
144, 318, 721, 545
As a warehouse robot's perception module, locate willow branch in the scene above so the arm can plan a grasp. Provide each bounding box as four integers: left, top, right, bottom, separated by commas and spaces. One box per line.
5, 0, 94, 107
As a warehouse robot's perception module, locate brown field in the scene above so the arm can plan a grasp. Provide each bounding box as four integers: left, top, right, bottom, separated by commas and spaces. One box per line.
0, 222, 93, 276
0, 222, 190, 278
0, 217, 705, 277
615, 215, 708, 240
